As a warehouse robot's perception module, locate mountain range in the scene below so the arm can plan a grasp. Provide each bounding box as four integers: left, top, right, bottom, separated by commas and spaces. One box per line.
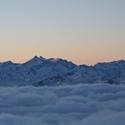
0, 56, 125, 86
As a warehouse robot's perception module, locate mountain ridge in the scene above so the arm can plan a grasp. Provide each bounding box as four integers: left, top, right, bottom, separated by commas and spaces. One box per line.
0, 56, 124, 86
0, 56, 124, 66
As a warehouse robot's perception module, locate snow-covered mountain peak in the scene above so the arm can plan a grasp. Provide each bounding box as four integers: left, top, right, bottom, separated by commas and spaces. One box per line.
0, 57, 124, 86
23, 56, 46, 66
31, 56, 46, 61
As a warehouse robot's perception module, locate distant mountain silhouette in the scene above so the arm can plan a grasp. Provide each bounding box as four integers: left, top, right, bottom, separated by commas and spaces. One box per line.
0, 56, 125, 86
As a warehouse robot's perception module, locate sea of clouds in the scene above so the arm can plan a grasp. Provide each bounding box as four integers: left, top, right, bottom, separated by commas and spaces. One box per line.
0, 84, 125, 125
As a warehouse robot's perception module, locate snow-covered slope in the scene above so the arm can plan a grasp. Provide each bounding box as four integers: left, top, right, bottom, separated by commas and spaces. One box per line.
0, 56, 125, 86
66, 60, 125, 84
0, 56, 76, 86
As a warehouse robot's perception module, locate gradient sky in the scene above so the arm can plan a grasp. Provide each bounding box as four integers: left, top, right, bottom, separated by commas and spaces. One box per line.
0, 0, 125, 64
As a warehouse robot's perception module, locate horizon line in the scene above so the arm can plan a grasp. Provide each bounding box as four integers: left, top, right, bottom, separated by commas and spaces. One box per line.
0, 56, 124, 66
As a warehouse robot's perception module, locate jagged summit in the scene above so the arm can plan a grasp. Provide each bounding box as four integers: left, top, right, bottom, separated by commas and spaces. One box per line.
28, 56, 46, 61
23, 56, 46, 66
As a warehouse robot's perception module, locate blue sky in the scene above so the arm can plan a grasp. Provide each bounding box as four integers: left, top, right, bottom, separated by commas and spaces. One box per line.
0, 0, 125, 64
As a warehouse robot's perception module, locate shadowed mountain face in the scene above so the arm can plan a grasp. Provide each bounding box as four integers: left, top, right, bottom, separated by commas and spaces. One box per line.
0, 56, 125, 86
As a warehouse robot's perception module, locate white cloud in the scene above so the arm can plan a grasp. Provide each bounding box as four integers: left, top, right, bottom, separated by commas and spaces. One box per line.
0, 84, 125, 125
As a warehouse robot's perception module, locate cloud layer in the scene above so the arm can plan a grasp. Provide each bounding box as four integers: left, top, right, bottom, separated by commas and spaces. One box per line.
0, 84, 125, 125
